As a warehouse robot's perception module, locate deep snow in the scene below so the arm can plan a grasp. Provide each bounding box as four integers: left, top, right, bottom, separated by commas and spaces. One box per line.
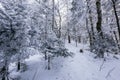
9, 42, 120, 80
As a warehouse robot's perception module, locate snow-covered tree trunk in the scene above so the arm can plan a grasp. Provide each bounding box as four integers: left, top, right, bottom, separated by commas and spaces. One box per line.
17, 56, 21, 71
68, 35, 71, 43
48, 55, 51, 70
86, 18, 93, 52
57, 8, 62, 39
86, 0, 95, 52
111, 0, 120, 41
96, 0, 103, 37
52, 0, 55, 31
2, 58, 9, 80
96, 0, 104, 58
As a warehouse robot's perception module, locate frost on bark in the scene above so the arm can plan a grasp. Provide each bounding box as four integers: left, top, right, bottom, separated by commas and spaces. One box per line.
95, 0, 104, 58
111, 0, 120, 41
96, 0, 103, 37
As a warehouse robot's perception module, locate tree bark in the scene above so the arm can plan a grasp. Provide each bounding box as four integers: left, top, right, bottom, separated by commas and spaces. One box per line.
68, 35, 71, 43
113, 31, 118, 44
57, 6, 62, 38
86, 0, 94, 38
78, 36, 81, 43
1, 66, 6, 80
86, 18, 93, 52
96, 0, 103, 38
52, 0, 55, 30
17, 61, 20, 71
48, 56, 51, 70
111, 0, 120, 41
45, 52, 47, 60
2, 59, 8, 80
96, 0, 104, 58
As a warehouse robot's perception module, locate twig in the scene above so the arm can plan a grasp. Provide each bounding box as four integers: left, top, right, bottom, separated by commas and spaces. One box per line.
105, 67, 115, 78
99, 59, 105, 71
113, 55, 119, 60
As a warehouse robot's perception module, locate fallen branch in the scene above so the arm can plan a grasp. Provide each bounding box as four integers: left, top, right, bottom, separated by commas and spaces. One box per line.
99, 59, 105, 71
113, 55, 119, 60
105, 67, 115, 78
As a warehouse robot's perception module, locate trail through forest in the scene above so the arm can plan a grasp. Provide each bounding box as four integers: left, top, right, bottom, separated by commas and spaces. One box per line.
10, 42, 120, 80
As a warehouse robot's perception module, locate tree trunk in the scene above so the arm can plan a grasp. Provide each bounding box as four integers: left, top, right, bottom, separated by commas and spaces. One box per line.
96, 0, 103, 37
86, 0, 95, 38
48, 56, 51, 70
96, 0, 104, 58
52, 0, 55, 30
86, 18, 93, 52
68, 35, 71, 43
2, 77, 5, 80
57, 7, 62, 39
45, 52, 47, 60
86, 0, 95, 52
2, 59, 9, 80
17, 57, 21, 71
75, 39, 77, 47
111, 0, 120, 41
17, 61, 20, 71
113, 31, 118, 44
78, 36, 81, 43
2, 66, 6, 80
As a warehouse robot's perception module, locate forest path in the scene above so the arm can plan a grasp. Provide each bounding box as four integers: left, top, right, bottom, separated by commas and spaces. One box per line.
19, 41, 120, 80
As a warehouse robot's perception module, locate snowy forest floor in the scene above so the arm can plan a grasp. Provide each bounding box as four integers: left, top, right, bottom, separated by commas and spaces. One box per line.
9, 41, 120, 80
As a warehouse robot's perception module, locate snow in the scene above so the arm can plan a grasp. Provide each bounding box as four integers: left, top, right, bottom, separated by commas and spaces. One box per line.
10, 41, 120, 80
9, 63, 21, 79
0, 3, 4, 9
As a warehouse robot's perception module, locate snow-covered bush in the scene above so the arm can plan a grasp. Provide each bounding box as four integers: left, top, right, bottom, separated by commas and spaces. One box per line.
40, 35, 73, 70
93, 33, 118, 58
41, 38, 73, 58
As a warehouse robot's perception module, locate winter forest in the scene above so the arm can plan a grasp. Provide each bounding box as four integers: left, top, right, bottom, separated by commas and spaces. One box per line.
0, 0, 120, 80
